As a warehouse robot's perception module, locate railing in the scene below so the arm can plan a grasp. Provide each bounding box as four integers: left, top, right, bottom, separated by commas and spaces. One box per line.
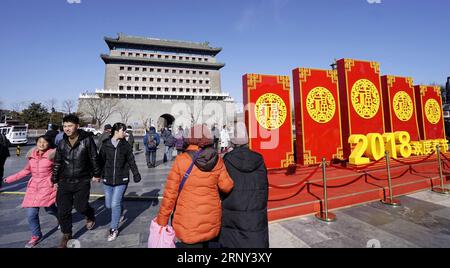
79, 88, 235, 101
27, 129, 47, 137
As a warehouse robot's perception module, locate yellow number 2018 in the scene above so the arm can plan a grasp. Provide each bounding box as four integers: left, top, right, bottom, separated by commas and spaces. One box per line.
348, 135, 370, 165
366, 133, 385, 161
348, 131, 412, 165
395, 131, 412, 158
383, 133, 397, 159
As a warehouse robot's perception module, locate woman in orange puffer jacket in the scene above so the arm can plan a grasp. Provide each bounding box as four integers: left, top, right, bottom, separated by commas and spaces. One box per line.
156, 124, 234, 248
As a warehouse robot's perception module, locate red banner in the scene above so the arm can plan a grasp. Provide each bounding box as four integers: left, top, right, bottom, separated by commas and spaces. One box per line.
243, 74, 294, 169
337, 59, 386, 159
381, 76, 421, 141
292, 68, 343, 165
414, 85, 446, 140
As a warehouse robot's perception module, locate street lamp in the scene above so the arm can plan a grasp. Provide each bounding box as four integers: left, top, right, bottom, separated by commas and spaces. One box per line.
330, 59, 337, 71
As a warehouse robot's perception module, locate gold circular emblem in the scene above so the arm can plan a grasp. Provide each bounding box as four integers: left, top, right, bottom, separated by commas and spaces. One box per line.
393, 91, 413, 122
255, 93, 287, 130
351, 79, 380, 119
425, 99, 441, 124
306, 87, 336, 124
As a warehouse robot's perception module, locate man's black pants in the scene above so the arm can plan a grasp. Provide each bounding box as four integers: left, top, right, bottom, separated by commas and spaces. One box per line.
57, 180, 95, 235
0, 157, 7, 188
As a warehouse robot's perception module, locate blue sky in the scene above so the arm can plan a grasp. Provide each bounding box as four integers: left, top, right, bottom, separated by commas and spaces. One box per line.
0, 0, 449, 110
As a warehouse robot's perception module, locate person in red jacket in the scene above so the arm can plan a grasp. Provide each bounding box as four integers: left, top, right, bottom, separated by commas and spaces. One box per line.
3, 135, 59, 248
156, 124, 234, 248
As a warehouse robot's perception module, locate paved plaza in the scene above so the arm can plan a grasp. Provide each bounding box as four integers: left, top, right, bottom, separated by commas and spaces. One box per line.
0, 140, 449, 248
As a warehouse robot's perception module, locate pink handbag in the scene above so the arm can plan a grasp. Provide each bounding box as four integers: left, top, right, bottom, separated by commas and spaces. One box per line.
148, 217, 176, 248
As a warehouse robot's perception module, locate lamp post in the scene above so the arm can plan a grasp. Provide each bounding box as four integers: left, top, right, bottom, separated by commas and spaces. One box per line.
330, 60, 337, 71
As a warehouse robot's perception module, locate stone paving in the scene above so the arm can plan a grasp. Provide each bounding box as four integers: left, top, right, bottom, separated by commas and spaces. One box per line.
1, 142, 449, 248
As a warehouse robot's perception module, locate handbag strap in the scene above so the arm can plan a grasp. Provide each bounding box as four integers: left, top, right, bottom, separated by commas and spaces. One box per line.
178, 149, 203, 193
169, 149, 204, 225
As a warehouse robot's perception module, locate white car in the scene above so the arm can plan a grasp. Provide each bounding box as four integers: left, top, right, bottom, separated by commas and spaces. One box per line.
80, 127, 102, 136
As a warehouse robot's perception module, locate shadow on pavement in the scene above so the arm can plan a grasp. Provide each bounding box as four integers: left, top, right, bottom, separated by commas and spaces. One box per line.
120, 189, 160, 233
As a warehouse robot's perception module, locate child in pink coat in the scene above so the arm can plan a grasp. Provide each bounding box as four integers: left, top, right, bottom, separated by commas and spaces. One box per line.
3, 135, 59, 248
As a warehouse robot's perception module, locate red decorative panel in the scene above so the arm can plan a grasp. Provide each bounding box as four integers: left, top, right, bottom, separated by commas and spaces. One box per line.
381, 76, 421, 141
292, 68, 343, 166
337, 59, 386, 159
243, 74, 294, 169
414, 85, 445, 140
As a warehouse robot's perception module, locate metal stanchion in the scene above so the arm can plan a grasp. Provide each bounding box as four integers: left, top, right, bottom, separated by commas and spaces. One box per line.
381, 151, 401, 206
315, 157, 336, 222
16, 145, 20, 157
432, 145, 450, 194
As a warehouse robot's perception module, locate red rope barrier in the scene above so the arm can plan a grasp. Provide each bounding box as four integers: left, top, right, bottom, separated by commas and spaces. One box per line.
308, 174, 365, 189
390, 152, 435, 165
443, 161, 450, 169
347, 157, 386, 172
365, 168, 410, 181
268, 185, 308, 202
329, 162, 356, 171
268, 165, 321, 189
440, 152, 450, 163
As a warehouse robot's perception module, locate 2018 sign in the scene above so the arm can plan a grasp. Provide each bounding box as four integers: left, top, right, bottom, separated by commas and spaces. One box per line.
244, 58, 447, 168
348, 131, 448, 165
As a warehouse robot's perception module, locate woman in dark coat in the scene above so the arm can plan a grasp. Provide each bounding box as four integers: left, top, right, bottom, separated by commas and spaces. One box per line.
219, 126, 269, 248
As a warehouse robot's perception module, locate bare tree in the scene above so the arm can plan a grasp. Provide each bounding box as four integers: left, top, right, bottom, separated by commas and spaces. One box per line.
139, 113, 150, 130
11, 101, 28, 112
190, 107, 203, 126
62, 99, 76, 114
62, 99, 75, 114
117, 105, 132, 126
45, 98, 58, 112
82, 97, 120, 128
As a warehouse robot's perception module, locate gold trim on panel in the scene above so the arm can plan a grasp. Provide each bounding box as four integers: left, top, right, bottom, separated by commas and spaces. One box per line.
277, 75, 291, 91
303, 150, 317, 166
344, 59, 355, 72
420, 86, 427, 97
281, 152, 295, 168
247, 74, 262, 91
326, 70, 338, 84
434, 86, 442, 96
298, 68, 312, 82
405, 77, 413, 88
387, 75, 396, 88
370, 61, 380, 74
332, 147, 344, 160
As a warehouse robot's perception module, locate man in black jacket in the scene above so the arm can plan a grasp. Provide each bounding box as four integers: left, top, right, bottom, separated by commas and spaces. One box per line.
0, 133, 10, 189
96, 124, 112, 152
220, 125, 269, 248
52, 114, 102, 248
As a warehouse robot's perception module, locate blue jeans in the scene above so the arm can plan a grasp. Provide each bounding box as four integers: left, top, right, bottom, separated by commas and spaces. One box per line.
103, 184, 127, 230
146, 150, 157, 166
26, 204, 58, 237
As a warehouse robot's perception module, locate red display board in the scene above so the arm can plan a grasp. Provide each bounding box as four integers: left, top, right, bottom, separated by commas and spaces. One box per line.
381, 76, 421, 141
414, 85, 446, 140
337, 59, 386, 159
243, 74, 294, 169
292, 68, 343, 165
